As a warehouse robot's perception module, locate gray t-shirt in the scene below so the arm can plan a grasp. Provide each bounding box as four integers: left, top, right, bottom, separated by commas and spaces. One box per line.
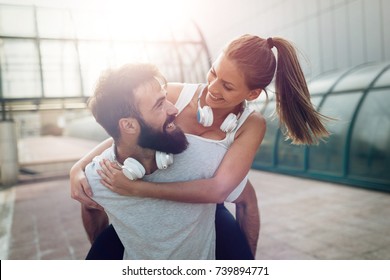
85, 83, 252, 259
86, 135, 224, 259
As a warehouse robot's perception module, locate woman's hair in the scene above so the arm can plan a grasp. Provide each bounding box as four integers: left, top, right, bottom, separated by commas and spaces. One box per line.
224, 34, 330, 145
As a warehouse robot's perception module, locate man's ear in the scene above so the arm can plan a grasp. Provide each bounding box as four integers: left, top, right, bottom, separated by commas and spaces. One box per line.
247, 88, 262, 101
119, 117, 139, 135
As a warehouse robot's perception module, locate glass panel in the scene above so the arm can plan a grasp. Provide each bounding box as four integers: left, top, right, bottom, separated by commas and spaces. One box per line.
177, 43, 198, 65
72, 10, 110, 40
78, 42, 114, 97
276, 95, 324, 170
308, 92, 362, 174
277, 137, 306, 170
111, 42, 149, 65
1, 39, 41, 98
308, 69, 348, 94
112, 41, 188, 81
40, 41, 81, 97
144, 43, 184, 82
0, 4, 210, 103
333, 62, 389, 92
0, 5, 35, 37
105, 10, 174, 41
37, 7, 75, 38
373, 66, 390, 88
176, 44, 209, 83
253, 101, 277, 166
311, 95, 323, 110
349, 89, 390, 182
171, 21, 202, 42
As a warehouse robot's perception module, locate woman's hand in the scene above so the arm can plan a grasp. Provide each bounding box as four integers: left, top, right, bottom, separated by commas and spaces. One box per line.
98, 159, 141, 196
69, 164, 103, 210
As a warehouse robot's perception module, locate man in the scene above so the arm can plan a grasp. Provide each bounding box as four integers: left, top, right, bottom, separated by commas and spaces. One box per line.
75, 63, 259, 259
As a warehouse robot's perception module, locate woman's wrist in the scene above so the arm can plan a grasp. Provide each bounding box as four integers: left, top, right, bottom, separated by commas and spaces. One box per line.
132, 180, 151, 197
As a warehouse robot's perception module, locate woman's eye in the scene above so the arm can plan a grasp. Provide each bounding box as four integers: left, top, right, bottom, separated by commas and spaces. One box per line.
223, 84, 232, 91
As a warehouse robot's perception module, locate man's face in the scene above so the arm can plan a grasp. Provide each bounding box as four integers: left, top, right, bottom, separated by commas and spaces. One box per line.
134, 79, 188, 154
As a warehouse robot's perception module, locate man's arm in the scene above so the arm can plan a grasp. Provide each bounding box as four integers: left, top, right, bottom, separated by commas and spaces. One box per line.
81, 204, 109, 244
233, 180, 260, 257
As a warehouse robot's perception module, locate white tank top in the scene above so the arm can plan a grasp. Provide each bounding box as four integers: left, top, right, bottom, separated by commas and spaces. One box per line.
175, 83, 254, 202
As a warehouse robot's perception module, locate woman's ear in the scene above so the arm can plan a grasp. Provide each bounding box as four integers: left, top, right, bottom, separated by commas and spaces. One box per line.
119, 117, 139, 135
247, 88, 262, 101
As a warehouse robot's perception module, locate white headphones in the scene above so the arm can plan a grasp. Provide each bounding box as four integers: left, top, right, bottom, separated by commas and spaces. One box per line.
155, 151, 174, 170
196, 90, 243, 133
118, 150, 173, 181
122, 158, 146, 181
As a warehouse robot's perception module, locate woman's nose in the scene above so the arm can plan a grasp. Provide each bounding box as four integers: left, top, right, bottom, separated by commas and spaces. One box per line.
208, 79, 219, 94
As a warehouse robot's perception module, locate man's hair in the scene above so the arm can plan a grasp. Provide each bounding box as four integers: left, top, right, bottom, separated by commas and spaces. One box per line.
88, 63, 166, 141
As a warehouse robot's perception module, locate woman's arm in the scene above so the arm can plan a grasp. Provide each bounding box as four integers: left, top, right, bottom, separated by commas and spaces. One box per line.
100, 112, 266, 203
70, 137, 113, 208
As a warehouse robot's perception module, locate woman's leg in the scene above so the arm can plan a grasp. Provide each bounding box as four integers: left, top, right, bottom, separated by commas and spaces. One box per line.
85, 224, 124, 260
215, 203, 254, 260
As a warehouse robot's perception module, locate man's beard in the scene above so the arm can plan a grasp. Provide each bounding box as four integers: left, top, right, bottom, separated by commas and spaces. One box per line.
137, 115, 188, 154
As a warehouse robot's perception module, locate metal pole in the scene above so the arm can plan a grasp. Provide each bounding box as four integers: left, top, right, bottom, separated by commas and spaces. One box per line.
33, 5, 45, 99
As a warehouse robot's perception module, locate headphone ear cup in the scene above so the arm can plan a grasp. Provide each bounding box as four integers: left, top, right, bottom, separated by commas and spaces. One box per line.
156, 151, 173, 169
197, 105, 214, 127
122, 158, 146, 180
220, 113, 238, 133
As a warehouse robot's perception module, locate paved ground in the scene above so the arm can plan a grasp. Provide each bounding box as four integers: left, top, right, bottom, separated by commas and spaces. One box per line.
1, 177, 89, 260
1, 170, 390, 260
1, 136, 390, 260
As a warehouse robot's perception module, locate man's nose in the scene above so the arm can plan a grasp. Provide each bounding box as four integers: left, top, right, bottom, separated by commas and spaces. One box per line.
167, 102, 178, 115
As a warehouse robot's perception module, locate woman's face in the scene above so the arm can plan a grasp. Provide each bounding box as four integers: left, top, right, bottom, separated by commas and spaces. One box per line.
205, 53, 251, 110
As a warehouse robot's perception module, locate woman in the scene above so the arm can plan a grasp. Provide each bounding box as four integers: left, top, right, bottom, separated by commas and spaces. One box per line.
71, 34, 330, 259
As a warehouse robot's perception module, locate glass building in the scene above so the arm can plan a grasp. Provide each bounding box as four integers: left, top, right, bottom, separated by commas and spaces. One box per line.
0, 3, 211, 121
253, 62, 390, 193
1, 3, 389, 193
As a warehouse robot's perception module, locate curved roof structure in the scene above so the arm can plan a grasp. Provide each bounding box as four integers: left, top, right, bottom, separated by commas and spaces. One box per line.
253, 61, 390, 192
